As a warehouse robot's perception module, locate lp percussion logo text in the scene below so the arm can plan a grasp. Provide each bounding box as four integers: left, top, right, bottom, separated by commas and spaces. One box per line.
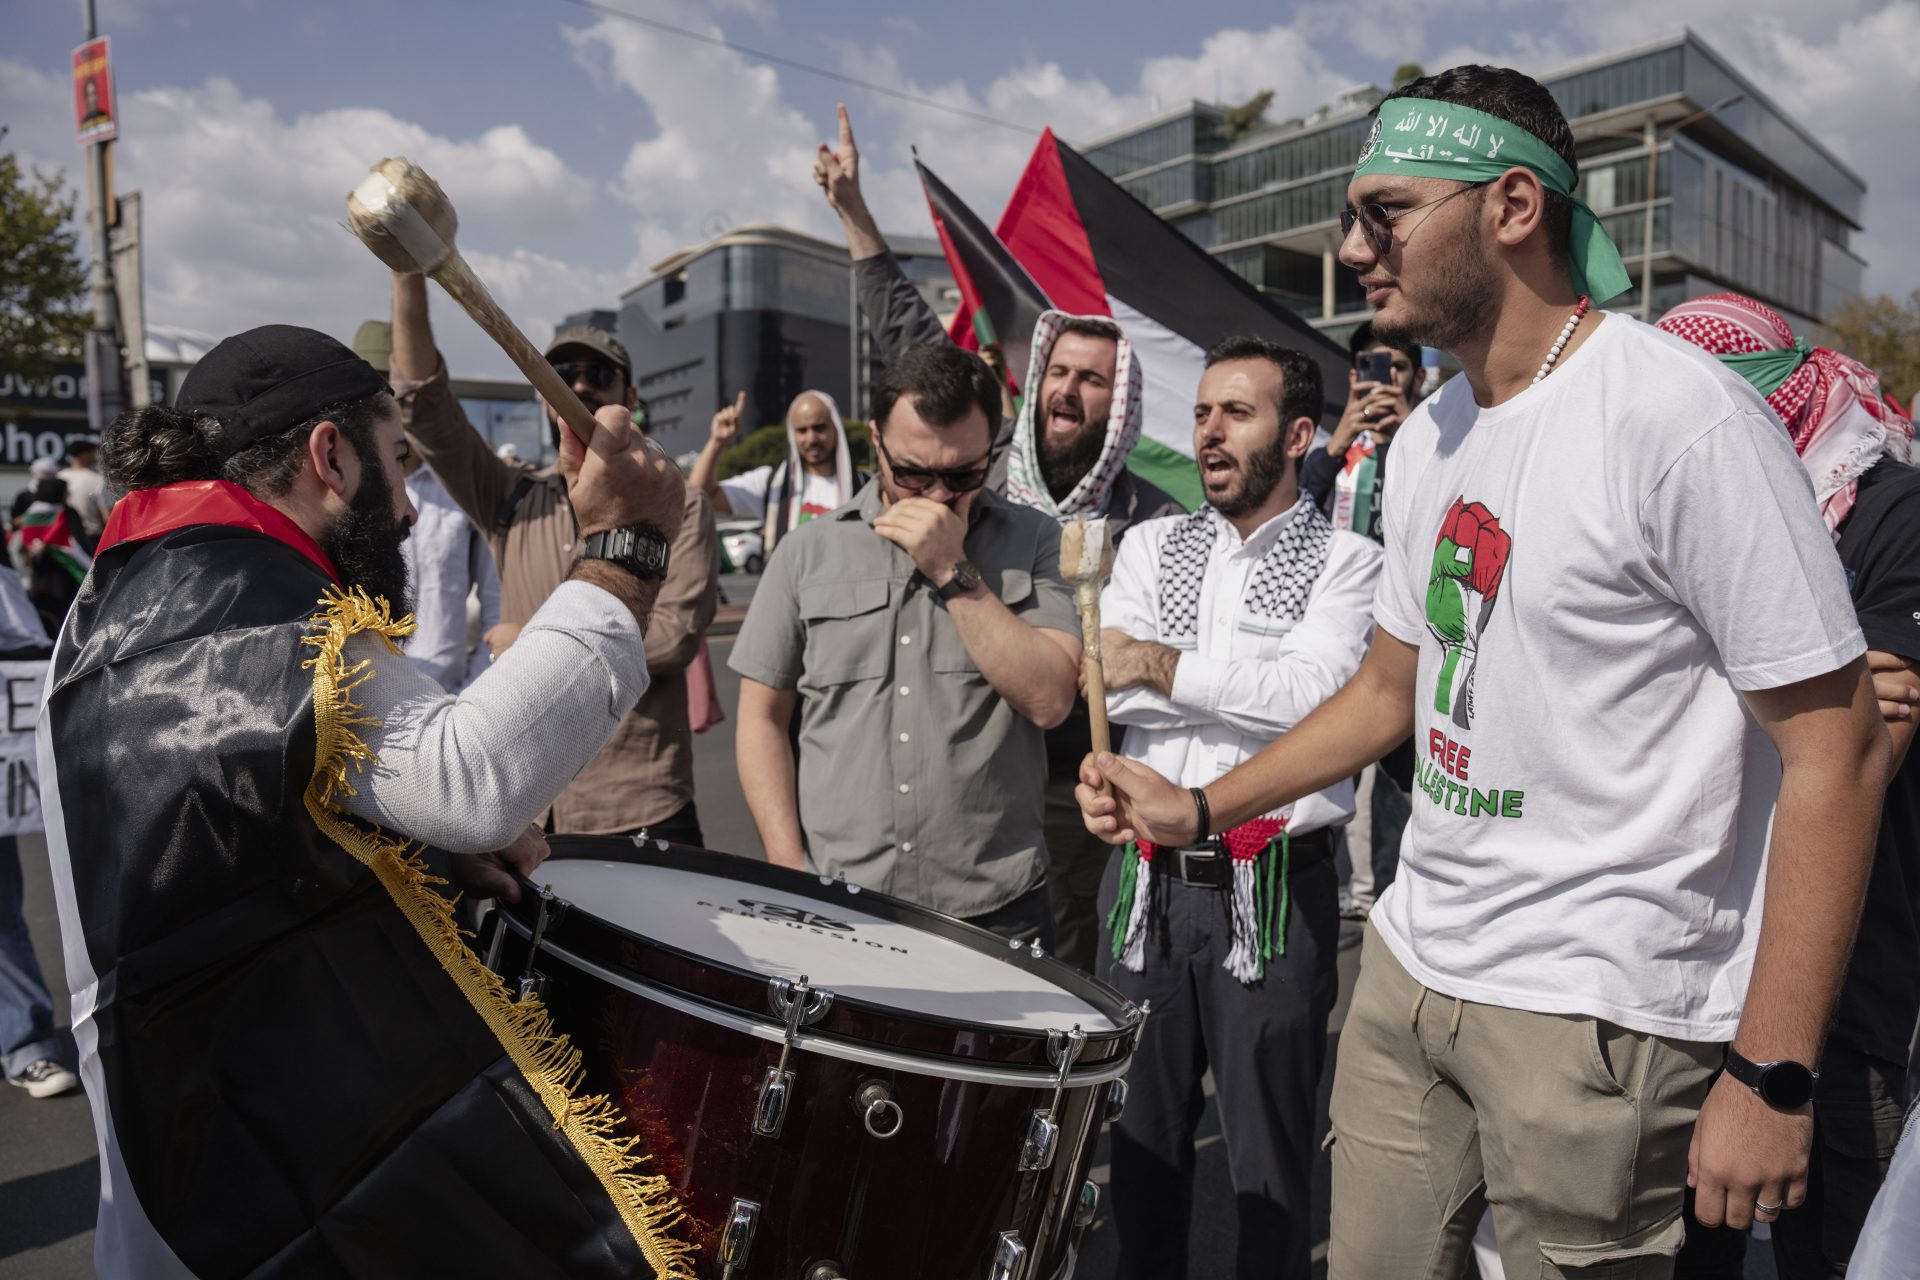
701, 899, 913, 954
736, 900, 854, 932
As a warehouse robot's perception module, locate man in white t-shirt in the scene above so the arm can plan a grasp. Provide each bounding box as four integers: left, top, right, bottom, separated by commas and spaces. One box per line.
1077, 64, 1889, 1279
59, 437, 111, 542
689, 388, 862, 555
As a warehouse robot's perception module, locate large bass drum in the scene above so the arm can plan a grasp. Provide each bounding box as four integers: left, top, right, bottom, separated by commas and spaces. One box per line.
485, 836, 1142, 1280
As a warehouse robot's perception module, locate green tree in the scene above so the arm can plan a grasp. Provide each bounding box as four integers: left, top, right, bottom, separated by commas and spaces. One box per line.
1224, 90, 1274, 142
1822, 291, 1920, 406
0, 128, 89, 380
1392, 63, 1426, 88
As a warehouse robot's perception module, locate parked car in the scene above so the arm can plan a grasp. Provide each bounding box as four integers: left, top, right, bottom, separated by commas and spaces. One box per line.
718, 517, 765, 575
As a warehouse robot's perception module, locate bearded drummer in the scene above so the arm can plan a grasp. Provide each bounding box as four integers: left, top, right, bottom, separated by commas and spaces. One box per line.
38, 326, 695, 1278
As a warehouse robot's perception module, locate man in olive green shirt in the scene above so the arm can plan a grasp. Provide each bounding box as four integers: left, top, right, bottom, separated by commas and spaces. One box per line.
730, 345, 1081, 943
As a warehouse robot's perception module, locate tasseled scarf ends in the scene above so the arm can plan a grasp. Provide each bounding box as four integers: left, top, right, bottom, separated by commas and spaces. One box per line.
1108, 819, 1292, 985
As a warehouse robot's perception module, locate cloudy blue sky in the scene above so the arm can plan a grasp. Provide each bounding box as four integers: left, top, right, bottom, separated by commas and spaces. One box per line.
6, 0, 1915, 376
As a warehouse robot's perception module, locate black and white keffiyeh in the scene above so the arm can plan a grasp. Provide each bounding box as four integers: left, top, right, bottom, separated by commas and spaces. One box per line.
1155, 499, 1333, 645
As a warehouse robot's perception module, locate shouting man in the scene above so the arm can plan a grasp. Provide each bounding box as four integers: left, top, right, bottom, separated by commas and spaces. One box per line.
41, 325, 693, 1277
1078, 65, 1888, 1278
1097, 336, 1382, 1278
816, 104, 1181, 967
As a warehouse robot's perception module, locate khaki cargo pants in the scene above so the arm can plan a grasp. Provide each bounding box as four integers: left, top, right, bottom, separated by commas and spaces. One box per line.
1327, 924, 1722, 1278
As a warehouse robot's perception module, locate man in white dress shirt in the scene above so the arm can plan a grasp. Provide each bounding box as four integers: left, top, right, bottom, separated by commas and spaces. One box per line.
1093, 335, 1382, 1280
401, 460, 500, 692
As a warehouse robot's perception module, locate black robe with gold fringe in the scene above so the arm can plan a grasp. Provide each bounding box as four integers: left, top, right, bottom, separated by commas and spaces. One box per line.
40, 488, 690, 1279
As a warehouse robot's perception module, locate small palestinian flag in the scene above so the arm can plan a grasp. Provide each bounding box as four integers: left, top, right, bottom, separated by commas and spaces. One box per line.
930, 129, 1353, 510
11, 501, 91, 582
917, 157, 1051, 398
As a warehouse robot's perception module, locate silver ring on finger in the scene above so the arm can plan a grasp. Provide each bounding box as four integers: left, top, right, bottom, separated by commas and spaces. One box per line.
1754, 1200, 1782, 1218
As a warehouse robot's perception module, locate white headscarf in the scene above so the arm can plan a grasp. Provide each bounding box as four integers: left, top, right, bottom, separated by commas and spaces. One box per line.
1003, 310, 1144, 522
764, 390, 854, 546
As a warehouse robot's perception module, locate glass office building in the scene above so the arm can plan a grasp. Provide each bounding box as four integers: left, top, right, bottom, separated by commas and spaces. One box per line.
1080, 31, 1866, 344
620, 227, 955, 458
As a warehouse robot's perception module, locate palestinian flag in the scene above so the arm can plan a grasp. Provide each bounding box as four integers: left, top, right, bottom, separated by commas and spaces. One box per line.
917, 157, 1051, 397
930, 129, 1353, 509
11, 501, 92, 582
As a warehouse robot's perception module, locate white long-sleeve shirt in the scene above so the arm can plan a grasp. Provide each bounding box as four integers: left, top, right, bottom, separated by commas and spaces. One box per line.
1103, 497, 1383, 836
339, 580, 649, 851
402, 466, 501, 693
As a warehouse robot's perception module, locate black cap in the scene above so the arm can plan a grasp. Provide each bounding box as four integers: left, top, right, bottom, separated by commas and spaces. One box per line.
176, 325, 388, 456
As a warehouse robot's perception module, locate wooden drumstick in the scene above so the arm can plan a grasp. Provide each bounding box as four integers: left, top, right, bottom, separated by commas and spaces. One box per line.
1060, 516, 1118, 794
345, 156, 598, 448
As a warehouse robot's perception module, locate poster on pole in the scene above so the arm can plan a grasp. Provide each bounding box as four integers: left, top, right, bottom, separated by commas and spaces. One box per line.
0, 661, 47, 837
73, 37, 117, 146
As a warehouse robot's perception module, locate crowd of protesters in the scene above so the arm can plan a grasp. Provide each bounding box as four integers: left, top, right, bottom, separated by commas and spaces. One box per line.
5, 55, 1919, 1280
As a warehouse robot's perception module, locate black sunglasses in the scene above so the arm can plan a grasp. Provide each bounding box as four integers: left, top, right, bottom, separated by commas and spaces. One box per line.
875, 432, 994, 495
552, 359, 622, 391
1339, 180, 1492, 255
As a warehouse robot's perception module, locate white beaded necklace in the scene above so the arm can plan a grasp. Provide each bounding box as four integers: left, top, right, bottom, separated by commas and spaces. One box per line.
1531, 295, 1593, 385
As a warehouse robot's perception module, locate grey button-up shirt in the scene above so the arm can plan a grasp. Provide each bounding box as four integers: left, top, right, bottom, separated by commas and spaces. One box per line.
729, 482, 1080, 918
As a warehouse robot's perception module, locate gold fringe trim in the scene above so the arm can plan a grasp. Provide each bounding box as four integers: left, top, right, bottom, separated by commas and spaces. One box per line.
299, 586, 696, 1279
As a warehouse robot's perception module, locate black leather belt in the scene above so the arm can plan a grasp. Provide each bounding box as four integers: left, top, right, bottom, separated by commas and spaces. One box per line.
1162, 829, 1333, 889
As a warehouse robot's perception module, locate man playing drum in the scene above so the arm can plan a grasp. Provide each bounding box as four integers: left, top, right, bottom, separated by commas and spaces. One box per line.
1094, 335, 1382, 1278
39, 326, 695, 1278
1080, 64, 1889, 1279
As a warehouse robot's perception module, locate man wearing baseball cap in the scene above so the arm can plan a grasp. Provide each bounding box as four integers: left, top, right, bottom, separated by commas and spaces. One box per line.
386, 269, 720, 845
40, 323, 694, 1275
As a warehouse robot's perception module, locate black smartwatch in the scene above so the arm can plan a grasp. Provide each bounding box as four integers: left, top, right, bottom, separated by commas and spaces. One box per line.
1723, 1047, 1817, 1109
582, 523, 671, 582
936, 560, 984, 600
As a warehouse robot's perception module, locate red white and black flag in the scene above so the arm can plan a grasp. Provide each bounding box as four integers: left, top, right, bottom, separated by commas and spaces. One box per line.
923, 129, 1351, 508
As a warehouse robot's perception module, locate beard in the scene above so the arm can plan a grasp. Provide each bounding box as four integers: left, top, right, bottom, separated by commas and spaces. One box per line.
323, 459, 413, 618
1206, 435, 1292, 519
1037, 398, 1109, 501
1371, 215, 1500, 353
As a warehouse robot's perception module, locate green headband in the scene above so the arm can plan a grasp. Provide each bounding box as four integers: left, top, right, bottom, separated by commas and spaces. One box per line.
1716, 338, 1811, 399
1354, 98, 1633, 304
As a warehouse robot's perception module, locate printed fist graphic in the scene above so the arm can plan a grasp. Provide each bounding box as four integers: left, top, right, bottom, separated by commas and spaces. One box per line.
1425, 498, 1511, 728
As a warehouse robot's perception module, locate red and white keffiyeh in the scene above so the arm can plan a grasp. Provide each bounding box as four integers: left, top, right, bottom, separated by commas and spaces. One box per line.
1658, 292, 1913, 533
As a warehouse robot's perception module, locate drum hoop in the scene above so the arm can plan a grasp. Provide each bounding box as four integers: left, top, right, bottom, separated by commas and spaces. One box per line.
521, 836, 1142, 1050
512, 918, 1132, 1088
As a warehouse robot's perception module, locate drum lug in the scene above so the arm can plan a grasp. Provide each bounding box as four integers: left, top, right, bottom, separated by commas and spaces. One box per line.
753, 975, 834, 1139
514, 886, 567, 1004
1017, 1112, 1060, 1172
719, 1197, 760, 1279
1105, 1078, 1128, 1124
754, 1068, 793, 1138
988, 1230, 1029, 1280
1018, 1025, 1086, 1172
1074, 1179, 1099, 1230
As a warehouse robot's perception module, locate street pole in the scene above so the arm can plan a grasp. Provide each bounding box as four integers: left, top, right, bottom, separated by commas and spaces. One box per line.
82, 0, 125, 432
1641, 118, 1658, 321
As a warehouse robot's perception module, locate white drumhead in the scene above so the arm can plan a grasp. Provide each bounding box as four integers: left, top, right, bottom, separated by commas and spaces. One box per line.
535, 860, 1117, 1034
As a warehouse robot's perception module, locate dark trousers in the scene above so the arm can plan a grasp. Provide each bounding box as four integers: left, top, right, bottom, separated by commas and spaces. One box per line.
612, 800, 704, 850
1674, 1039, 1909, 1279
965, 883, 1056, 951
1097, 848, 1339, 1280
1043, 774, 1107, 972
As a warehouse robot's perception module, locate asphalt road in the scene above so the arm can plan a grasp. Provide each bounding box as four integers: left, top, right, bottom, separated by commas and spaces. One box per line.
0, 622, 1776, 1279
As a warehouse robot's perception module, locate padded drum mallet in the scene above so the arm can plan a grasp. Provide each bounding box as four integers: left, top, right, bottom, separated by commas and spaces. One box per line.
345, 156, 599, 447
1060, 515, 1118, 793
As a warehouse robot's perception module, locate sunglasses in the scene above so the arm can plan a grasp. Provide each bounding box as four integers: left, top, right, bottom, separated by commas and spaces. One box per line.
1339, 180, 1492, 255
551, 359, 622, 391
875, 432, 994, 495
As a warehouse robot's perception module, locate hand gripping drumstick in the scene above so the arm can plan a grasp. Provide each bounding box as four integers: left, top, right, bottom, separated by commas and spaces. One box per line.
1060, 516, 1118, 794
345, 157, 598, 448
